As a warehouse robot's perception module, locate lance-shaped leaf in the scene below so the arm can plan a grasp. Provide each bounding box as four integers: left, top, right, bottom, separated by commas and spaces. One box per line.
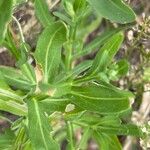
20, 63, 36, 84
0, 88, 23, 104
73, 0, 87, 15
0, 66, 36, 91
0, 0, 13, 44
28, 99, 59, 150
87, 32, 124, 76
34, 22, 67, 83
87, 0, 136, 24
96, 124, 142, 137
39, 98, 70, 113
35, 0, 54, 27
69, 82, 133, 114
80, 28, 122, 57
0, 99, 27, 116
0, 73, 27, 116
55, 60, 92, 84
0, 72, 24, 104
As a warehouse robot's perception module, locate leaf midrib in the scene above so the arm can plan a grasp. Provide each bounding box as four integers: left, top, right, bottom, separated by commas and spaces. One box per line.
44, 26, 63, 82
71, 92, 127, 100
34, 99, 48, 150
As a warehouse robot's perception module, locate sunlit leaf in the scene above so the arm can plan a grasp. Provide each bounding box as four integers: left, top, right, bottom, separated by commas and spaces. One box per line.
87, 0, 136, 24
87, 32, 124, 76
28, 99, 59, 150
34, 21, 67, 83
35, 0, 54, 26
68, 82, 132, 114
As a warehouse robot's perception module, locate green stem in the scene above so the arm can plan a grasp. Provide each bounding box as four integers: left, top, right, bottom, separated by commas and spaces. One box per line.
67, 121, 75, 150
65, 20, 78, 71
66, 41, 73, 71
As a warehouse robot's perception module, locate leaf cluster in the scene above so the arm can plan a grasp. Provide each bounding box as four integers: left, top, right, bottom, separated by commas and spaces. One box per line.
0, 0, 143, 149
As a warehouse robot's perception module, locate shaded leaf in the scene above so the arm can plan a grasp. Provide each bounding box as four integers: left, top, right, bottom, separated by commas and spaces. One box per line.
0, 0, 13, 44
0, 66, 35, 91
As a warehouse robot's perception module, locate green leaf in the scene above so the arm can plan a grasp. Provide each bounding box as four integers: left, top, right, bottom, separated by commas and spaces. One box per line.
97, 124, 142, 137
53, 11, 72, 25
93, 132, 122, 150
15, 42, 31, 67
0, 99, 27, 116
35, 0, 54, 27
77, 115, 122, 127
74, 28, 122, 59
34, 21, 67, 83
66, 121, 75, 150
28, 99, 59, 150
69, 82, 132, 114
0, 88, 23, 103
87, 32, 124, 76
0, 73, 27, 116
115, 59, 129, 77
63, 0, 75, 18
75, 12, 102, 45
87, 0, 136, 24
0, 72, 9, 89
0, 129, 15, 149
71, 60, 92, 78
20, 63, 36, 84
0, 66, 35, 91
143, 67, 150, 82
0, 72, 24, 104
73, 0, 87, 15
0, 0, 13, 44
4, 29, 20, 60
106, 59, 129, 81
95, 116, 121, 126
39, 98, 70, 113
56, 60, 92, 84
